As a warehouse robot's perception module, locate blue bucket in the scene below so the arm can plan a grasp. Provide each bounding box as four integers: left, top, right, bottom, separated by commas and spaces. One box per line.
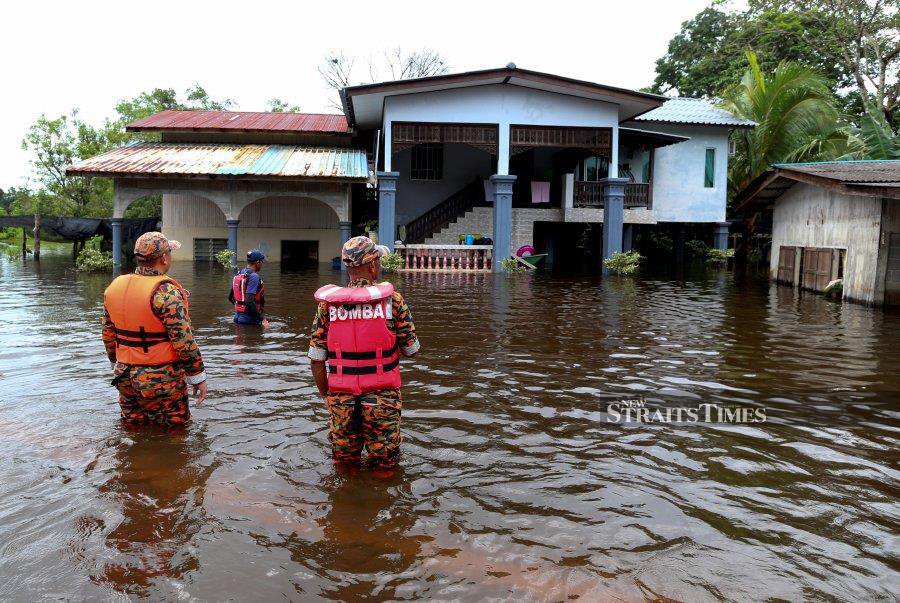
464, 234, 475, 246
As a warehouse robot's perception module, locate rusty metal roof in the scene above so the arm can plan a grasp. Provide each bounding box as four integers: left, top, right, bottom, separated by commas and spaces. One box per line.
635, 98, 755, 127
66, 142, 368, 181
127, 110, 351, 134
773, 160, 900, 183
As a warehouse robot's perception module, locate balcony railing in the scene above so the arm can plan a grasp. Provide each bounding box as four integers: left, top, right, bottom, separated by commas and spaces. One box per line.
394, 244, 493, 272
573, 181, 651, 209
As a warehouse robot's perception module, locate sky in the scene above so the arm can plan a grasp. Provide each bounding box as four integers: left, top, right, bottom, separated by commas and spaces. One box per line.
0, 0, 715, 190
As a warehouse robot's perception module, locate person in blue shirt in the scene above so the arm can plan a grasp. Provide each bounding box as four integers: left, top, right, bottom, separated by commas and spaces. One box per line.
229, 249, 269, 328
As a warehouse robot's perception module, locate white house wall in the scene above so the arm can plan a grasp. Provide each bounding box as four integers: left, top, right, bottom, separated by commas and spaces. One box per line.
637, 124, 730, 222
769, 182, 883, 304
383, 84, 620, 174
394, 143, 493, 226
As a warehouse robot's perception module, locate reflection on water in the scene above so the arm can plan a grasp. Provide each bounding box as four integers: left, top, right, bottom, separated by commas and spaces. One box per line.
0, 256, 898, 600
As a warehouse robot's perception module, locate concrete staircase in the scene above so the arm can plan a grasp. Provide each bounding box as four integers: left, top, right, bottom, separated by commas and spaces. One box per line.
424, 207, 493, 245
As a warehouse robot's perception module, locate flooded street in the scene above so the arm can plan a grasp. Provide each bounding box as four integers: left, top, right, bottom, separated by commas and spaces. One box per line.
0, 255, 898, 601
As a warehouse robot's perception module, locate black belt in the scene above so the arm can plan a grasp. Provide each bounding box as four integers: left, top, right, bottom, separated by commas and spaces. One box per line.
328, 357, 400, 375
327, 343, 399, 361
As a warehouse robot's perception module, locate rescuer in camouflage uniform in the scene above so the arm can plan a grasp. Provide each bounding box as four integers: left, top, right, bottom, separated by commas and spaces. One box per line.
308, 237, 420, 469
102, 232, 208, 427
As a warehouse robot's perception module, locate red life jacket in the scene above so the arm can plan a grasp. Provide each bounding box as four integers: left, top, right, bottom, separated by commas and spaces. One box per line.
314, 282, 401, 395
232, 270, 265, 314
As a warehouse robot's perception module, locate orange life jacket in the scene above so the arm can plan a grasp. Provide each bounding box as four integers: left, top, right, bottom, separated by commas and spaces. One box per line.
104, 274, 189, 365
314, 283, 401, 395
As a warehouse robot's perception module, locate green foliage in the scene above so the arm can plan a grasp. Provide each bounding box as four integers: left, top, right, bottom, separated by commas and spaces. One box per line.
651, 5, 846, 99
706, 247, 735, 264
845, 105, 900, 159
0, 242, 20, 261
686, 239, 711, 258
499, 257, 526, 273
75, 238, 113, 272
647, 231, 674, 253
721, 52, 846, 194
18, 84, 234, 221
358, 219, 378, 233
379, 252, 404, 273
603, 250, 643, 276
266, 98, 301, 112
215, 249, 236, 269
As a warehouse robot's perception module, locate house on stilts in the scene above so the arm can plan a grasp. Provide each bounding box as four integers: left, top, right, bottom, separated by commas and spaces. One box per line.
67, 64, 754, 272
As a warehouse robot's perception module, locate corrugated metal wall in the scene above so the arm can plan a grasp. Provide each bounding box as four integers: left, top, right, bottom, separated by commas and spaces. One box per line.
239, 197, 339, 229
163, 194, 227, 227
162, 194, 340, 229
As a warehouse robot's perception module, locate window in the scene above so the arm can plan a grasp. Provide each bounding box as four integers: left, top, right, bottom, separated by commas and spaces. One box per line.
193, 238, 227, 261
704, 148, 715, 188
641, 152, 652, 183
578, 155, 609, 182
728, 138, 736, 157
410, 143, 443, 180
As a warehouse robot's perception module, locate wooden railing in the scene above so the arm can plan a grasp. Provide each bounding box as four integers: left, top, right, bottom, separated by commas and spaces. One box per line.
395, 244, 493, 272
404, 178, 485, 243
573, 181, 651, 209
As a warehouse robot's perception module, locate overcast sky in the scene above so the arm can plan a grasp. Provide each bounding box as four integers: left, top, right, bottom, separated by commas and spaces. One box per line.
0, 0, 715, 190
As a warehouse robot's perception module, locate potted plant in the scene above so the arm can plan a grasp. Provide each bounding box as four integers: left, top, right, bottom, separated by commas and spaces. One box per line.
358, 219, 379, 242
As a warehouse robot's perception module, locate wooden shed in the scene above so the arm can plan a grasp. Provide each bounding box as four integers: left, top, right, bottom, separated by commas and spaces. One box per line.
735, 160, 900, 306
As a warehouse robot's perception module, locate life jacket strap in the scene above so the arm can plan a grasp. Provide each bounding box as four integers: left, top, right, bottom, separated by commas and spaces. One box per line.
327, 357, 400, 375
114, 326, 170, 354
326, 343, 399, 361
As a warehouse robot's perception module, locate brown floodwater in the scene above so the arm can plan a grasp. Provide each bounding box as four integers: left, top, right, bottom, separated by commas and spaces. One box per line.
0, 253, 898, 601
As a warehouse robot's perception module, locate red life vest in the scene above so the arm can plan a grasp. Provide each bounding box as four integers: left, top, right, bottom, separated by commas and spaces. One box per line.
232, 270, 265, 314
314, 282, 401, 395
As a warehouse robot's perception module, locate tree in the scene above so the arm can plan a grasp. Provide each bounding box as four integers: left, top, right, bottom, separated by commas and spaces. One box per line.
652, 4, 848, 99
21, 111, 115, 218
266, 98, 301, 112
318, 47, 449, 109
18, 83, 234, 240
764, 0, 900, 124
720, 52, 848, 194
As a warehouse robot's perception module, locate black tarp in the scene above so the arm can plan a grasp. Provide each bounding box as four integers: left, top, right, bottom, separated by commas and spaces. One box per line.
0, 216, 159, 242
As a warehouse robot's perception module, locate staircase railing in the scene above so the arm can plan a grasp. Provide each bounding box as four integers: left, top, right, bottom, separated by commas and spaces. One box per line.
404, 178, 485, 244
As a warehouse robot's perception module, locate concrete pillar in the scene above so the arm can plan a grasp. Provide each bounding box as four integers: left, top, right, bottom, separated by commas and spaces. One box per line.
497, 124, 510, 175
491, 174, 517, 272
339, 220, 352, 272
623, 224, 633, 252
111, 217, 123, 269
609, 128, 619, 178
377, 172, 399, 251
226, 219, 239, 268
562, 173, 575, 209
600, 177, 628, 276
713, 222, 730, 250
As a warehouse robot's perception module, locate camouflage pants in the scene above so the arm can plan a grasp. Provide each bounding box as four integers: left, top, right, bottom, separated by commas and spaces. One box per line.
114, 364, 190, 428
326, 392, 402, 467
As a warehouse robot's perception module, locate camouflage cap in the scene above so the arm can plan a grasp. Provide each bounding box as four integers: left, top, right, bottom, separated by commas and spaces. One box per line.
134, 232, 181, 260
341, 236, 389, 267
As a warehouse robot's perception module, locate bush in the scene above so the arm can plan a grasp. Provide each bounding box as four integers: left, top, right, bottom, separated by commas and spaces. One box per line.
686, 239, 711, 258
379, 251, 404, 273
603, 250, 643, 275
0, 242, 19, 261
499, 257, 526, 273
706, 248, 735, 264
215, 249, 235, 269
76, 246, 113, 271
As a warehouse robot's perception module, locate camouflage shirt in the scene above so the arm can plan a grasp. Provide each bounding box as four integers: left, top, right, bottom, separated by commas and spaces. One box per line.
102, 266, 207, 385
308, 277, 419, 397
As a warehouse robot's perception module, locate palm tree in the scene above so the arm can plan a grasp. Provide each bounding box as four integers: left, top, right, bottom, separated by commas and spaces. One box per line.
720, 52, 847, 194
